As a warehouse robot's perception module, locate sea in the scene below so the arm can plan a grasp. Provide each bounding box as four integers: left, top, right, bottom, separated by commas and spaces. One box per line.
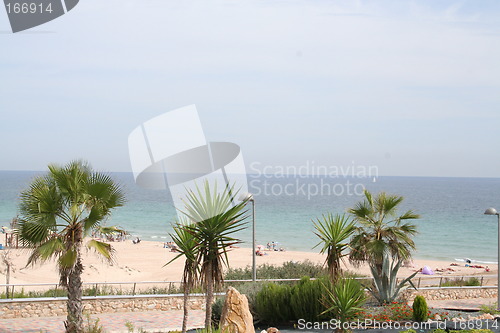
1, 171, 499, 264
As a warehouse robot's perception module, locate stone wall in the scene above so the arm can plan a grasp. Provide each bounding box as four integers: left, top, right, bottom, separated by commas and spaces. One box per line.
0, 295, 205, 319
0, 287, 497, 319
400, 287, 497, 301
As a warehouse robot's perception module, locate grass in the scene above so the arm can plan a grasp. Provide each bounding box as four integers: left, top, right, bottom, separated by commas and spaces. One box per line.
479, 302, 500, 315
440, 277, 481, 287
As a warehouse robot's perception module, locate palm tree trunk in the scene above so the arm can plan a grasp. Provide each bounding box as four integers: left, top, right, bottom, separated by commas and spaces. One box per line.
5, 264, 10, 299
182, 282, 190, 333
65, 255, 84, 333
205, 265, 214, 332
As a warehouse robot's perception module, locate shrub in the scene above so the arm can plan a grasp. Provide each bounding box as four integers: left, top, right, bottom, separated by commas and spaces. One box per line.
412, 295, 428, 322
225, 260, 326, 280
211, 297, 225, 326
254, 282, 292, 325
290, 276, 332, 322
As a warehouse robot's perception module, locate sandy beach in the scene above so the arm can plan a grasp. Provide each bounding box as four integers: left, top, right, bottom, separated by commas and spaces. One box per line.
0, 239, 496, 288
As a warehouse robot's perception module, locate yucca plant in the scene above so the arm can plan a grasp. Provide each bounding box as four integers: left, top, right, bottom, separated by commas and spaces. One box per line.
322, 278, 366, 333
366, 253, 417, 304
166, 220, 199, 333
17, 160, 125, 333
180, 181, 249, 332
313, 213, 355, 282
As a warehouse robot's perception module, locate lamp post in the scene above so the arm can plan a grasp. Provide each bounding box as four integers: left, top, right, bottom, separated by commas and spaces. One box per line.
240, 192, 256, 282
484, 207, 500, 310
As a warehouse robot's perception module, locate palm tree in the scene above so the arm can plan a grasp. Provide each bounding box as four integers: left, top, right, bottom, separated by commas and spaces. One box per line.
348, 190, 420, 276
17, 160, 125, 333
166, 220, 199, 333
180, 181, 248, 332
313, 213, 355, 282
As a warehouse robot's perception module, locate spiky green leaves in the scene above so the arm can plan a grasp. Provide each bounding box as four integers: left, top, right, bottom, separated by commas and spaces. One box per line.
179, 181, 248, 286
322, 278, 367, 326
313, 213, 355, 281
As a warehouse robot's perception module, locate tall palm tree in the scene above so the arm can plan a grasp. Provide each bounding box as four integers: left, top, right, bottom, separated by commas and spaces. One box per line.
166, 220, 199, 333
348, 190, 420, 275
180, 181, 248, 332
17, 161, 125, 333
313, 213, 355, 282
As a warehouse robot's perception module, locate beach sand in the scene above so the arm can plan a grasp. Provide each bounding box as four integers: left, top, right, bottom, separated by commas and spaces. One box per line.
0, 240, 496, 289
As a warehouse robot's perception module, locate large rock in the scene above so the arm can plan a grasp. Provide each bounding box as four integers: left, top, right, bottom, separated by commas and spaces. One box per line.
220, 287, 254, 333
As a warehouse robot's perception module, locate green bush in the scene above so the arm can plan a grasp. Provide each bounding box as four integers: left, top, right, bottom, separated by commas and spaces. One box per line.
289, 276, 331, 322
254, 282, 293, 325
211, 297, 225, 326
225, 260, 327, 280
412, 295, 428, 322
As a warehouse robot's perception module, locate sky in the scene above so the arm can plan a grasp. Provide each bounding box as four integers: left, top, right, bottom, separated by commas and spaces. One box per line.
0, 0, 499, 177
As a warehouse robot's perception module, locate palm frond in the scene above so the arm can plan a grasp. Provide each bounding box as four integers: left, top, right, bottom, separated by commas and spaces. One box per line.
86, 239, 115, 263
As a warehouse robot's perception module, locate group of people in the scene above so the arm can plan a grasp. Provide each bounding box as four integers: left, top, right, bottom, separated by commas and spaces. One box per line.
163, 241, 179, 252
266, 241, 285, 252
254, 241, 286, 256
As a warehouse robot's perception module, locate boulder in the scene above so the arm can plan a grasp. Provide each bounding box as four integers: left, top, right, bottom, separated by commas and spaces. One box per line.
220, 287, 254, 333
482, 313, 494, 320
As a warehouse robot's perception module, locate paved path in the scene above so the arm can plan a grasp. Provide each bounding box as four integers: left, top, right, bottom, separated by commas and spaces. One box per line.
427, 297, 496, 311
0, 310, 205, 333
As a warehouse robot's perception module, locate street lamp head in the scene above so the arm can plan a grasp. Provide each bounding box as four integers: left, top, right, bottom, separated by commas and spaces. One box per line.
484, 207, 499, 215
239, 192, 254, 202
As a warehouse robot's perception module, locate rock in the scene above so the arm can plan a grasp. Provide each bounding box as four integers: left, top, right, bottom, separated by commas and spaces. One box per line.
267, 328, 280, 333
483, 313, 494, 320
434, 314, 441, 321
220, 287, 254, 333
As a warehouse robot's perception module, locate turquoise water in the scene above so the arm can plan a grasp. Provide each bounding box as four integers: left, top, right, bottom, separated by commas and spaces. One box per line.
1, 171, 499, 263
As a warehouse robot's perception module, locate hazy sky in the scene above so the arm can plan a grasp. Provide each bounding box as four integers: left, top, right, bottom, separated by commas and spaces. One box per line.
1, 0, 499, 177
